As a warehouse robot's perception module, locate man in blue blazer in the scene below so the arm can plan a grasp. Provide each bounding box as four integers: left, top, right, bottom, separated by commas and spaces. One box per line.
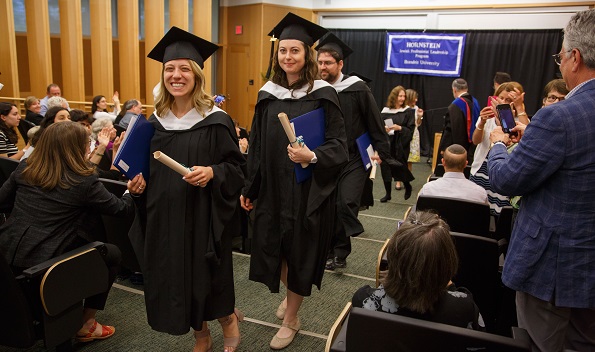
487, 9, 595, 351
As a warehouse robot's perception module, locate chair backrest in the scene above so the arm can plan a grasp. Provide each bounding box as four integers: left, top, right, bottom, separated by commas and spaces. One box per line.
0, 156, 19, 185
325, 302, 352, 352
416, 195, 490, 237
450, 231, 500, 333
98, 178, 140, 272
332, 307, 530, 352
0, 253, 36, 348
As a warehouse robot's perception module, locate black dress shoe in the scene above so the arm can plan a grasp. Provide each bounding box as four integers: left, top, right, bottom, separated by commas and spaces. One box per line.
325, 258, 335, 270
404, 182, 412, 200
334, 257, 347, 268
380, 195, 391, 203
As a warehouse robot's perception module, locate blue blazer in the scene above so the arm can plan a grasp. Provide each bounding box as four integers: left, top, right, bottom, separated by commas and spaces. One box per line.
488, 79, 595, 309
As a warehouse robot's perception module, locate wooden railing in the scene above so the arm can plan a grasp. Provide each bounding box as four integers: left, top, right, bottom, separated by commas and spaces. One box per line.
0, 96, 154, 117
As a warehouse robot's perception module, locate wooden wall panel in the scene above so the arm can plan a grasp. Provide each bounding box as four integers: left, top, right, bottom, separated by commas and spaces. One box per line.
90, 0, 114, 97
169, 0, 189, 30
0, 0, 20, 97
144, 0, 165, 112
193, 0, 213, 92
118, 0, 141, 101
24, 0, 53, 98
222, 4, 314, 130
58, 0, 85, 101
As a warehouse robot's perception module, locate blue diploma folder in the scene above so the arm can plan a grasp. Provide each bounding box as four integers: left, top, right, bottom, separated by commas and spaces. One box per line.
290, 108, 326, 183
355, 132, 374, 170
113, 115, 155, 180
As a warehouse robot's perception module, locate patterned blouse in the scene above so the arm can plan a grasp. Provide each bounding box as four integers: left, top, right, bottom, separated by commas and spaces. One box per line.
352, 284, 484, 330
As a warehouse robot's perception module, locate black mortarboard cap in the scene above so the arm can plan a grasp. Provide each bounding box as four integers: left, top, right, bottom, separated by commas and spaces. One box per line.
348, 71, 372, 83
315, 33, 353, 60
147, 26, 219, 69
268, 12, 328, 47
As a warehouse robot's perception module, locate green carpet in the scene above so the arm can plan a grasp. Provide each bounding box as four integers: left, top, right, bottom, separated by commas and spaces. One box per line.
1, 162, 432, 352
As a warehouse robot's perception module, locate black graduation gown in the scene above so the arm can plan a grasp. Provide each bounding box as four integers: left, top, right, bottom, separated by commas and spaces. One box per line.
243, 80, 348, 297
380, 108, 415, 183
129, 109, 245, 335
333, 75, 391, 236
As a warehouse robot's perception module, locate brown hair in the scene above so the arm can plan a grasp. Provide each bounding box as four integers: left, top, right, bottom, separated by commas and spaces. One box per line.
271, 40, 319, 94
386, 86, 406, 109
0, 102, 18, 144
542, 79, 569, 98
383, 211, 458, 314
155, 59, 214, 118
22, 121, 94, 190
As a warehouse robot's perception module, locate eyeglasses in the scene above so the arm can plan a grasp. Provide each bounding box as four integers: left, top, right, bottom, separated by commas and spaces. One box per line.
317, 60, 337, 67
546, 95, 565, 103
553, 50, 573, 66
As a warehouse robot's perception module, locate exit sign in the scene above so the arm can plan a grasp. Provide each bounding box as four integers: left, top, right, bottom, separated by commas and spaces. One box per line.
235, 25, 243, 35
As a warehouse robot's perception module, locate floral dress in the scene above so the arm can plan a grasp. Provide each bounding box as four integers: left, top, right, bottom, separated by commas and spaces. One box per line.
407, 106, 421, 163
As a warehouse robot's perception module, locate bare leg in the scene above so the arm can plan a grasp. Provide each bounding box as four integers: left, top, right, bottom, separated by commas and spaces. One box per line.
81, 308, 98, 330
193, 322, 212, 352
277, 260, 303, 339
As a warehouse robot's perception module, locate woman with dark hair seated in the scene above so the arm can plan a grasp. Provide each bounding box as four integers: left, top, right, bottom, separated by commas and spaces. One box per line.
0, 121, 145, 342
352, 211, 484, 330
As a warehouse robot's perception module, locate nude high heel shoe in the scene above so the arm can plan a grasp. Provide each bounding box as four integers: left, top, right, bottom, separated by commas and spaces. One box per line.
218, 308, 244, 352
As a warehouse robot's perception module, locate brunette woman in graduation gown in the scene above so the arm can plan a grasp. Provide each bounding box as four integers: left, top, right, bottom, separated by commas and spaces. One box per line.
240, 13, 347, 350
129, 27, 245, 352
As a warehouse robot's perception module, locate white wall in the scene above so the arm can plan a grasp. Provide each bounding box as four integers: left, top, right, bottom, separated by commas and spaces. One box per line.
221, 0, 592, 30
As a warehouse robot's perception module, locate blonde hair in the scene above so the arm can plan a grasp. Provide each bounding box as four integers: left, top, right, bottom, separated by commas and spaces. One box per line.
405, 89, 418, 108
22, 122, 94, 190
155, 59, 214, 117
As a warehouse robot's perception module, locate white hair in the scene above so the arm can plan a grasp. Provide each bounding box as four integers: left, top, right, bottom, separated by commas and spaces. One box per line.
47, 96, 68, 109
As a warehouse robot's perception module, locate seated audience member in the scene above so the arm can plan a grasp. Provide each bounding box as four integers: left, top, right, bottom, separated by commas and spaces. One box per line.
419, 144, 487, 204
69, 109, 95, 137
0, 102, 28, 160
541, 78, 569, 108
353, 211, 483, 330
0, 121, 145, 342
493, 72, 511, 91
23, 106, 71, 160
40, 83, 69, 116
47, 96, 69, 111
92, 92, 121, 121
90, 118, 117, 171
24, 96, 43, 125
116, 99, 142, 129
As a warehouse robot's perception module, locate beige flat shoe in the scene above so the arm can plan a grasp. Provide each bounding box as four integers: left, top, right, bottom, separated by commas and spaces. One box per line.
275, 298, 287, 320
270, 317, 300, 350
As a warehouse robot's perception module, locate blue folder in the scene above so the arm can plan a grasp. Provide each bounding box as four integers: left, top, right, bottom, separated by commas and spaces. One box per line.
113, 115, 155, 180
290, 108, 326, 183
355, 132, 374, 170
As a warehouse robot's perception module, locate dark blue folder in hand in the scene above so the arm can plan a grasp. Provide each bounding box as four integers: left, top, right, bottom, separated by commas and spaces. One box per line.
355, 132, 375, 170
113, 115, 155, 180
290, 108, 325, 183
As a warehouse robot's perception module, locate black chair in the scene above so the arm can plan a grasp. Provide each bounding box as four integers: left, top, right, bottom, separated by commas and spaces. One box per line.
98, 178, 141, 273
494, 206, 514, 254
0, 156, 19, 185
114, 123, 127, 136
450, 231, 501, 334
328, 306, 530, 352
416, 195, 491, 237
0, 242, 109, 351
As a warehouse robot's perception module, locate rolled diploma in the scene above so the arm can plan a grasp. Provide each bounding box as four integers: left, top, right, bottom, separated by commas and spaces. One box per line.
369, 151, 379, 180
153, 151, 191, 176
277, 112, 309, 168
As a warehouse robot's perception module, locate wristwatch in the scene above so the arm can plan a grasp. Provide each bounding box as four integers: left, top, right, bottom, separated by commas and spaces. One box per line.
310, 152, 318, 163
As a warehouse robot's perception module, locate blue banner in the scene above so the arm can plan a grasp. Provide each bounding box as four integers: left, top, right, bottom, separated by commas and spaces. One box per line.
385, 33, 466, 77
